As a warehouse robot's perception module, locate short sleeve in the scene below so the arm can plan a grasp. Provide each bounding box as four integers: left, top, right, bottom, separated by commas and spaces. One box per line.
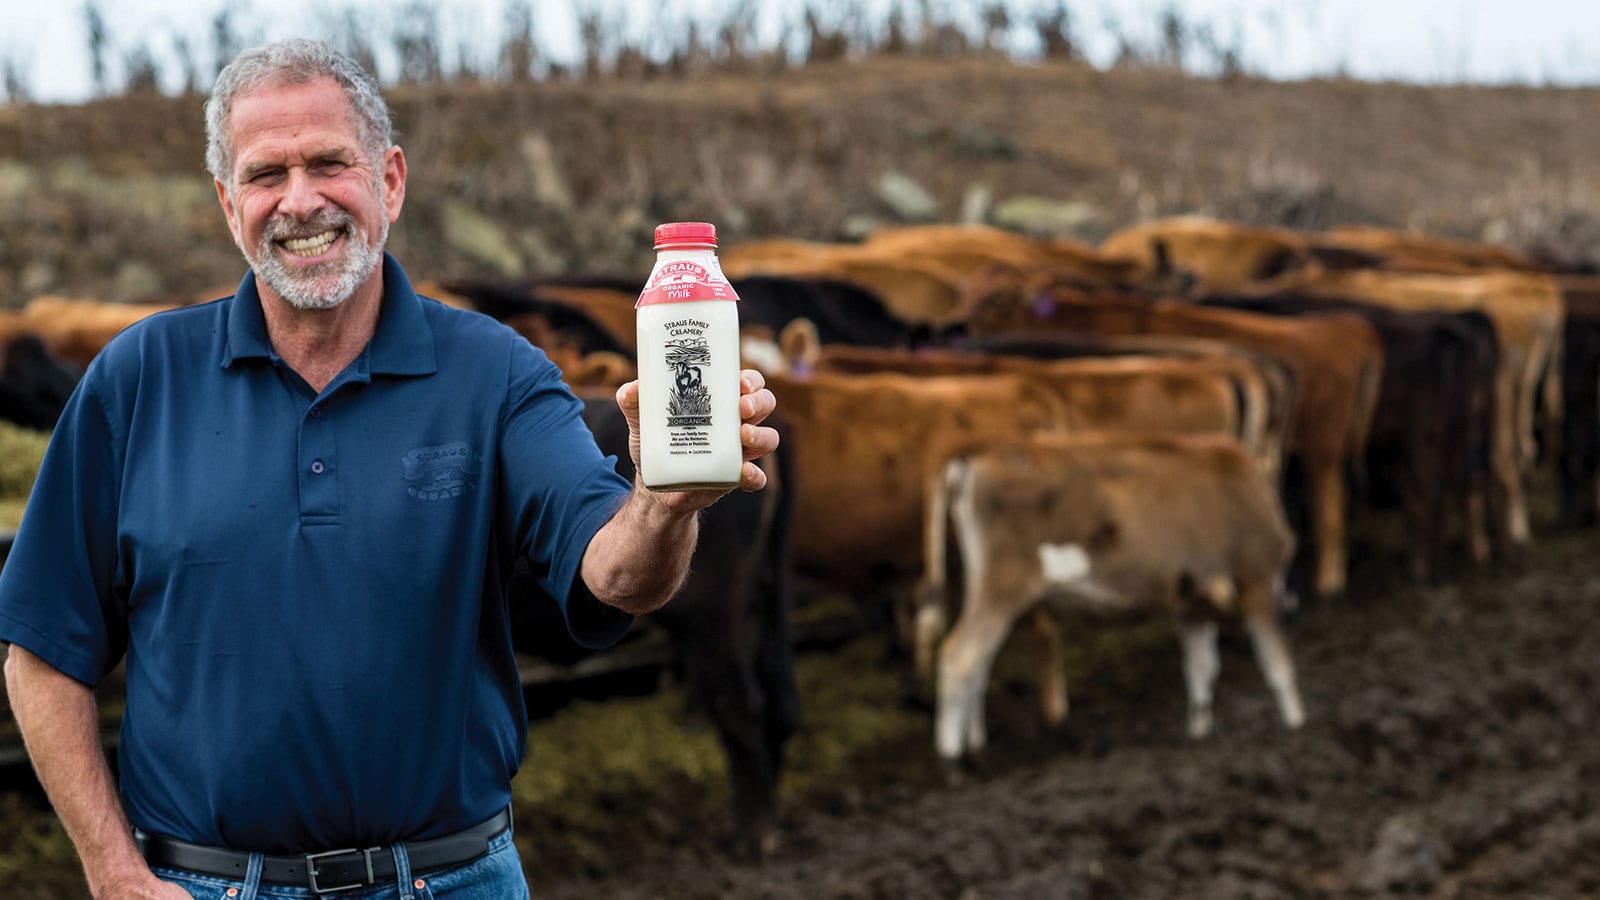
0, 374, 126, 686
496, 338, 633, 649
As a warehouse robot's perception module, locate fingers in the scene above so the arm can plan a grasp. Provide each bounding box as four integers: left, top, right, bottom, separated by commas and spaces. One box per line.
741, 421, 781, 462
738, 370, 776, 427
738, 460, 769, 492
615, 380, 640, 414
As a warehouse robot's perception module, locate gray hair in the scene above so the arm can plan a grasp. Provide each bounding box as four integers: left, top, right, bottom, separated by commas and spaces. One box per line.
204, 39, 393, 186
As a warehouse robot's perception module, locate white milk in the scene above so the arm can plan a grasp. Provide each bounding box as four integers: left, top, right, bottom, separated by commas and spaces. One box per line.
635, 222, 743, 491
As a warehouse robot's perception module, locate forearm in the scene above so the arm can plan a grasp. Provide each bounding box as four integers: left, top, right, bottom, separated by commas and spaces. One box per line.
580, 484, 700, 615
4, 646, 161, 897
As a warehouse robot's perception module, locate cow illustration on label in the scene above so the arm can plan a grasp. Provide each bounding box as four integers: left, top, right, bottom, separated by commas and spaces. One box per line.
665, 338, 713, 426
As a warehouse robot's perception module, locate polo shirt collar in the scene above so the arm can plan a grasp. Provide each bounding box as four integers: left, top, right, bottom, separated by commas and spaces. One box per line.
222, 252, 437, 377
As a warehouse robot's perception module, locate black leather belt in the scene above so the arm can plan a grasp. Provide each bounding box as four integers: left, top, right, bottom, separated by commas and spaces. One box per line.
136, 807, 511, 895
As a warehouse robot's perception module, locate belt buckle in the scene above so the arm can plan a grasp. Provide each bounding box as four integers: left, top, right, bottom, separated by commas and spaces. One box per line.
305, 846, 379, 895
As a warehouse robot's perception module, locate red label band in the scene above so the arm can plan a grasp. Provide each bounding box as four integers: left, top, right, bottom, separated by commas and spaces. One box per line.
636, 261, 741, 306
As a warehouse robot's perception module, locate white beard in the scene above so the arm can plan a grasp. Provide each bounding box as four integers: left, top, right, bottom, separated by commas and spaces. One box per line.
242, 202, 389, 311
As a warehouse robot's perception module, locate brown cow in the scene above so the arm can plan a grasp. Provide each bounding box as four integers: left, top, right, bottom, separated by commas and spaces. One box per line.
806, 344, 1280, 481
767, 370, 1066, 646
860, 223, 1149, 289
1098, 217, 1324, 294
1314, 226, 1544, 274
16, 296, 182, 367
967, 289, 1382, 599
921, 432, 1303, 763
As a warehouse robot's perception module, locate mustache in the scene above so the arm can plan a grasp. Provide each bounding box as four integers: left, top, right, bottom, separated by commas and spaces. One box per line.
262, 208, 354, 243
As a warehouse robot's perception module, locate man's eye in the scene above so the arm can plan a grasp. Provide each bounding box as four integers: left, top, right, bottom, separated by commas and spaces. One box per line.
249, 170, 284, 185
314, 161, 347, 174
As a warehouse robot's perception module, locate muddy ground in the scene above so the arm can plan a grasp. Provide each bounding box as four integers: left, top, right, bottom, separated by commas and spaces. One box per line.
524, 509, 1600, 900
4, 500, 1598, 899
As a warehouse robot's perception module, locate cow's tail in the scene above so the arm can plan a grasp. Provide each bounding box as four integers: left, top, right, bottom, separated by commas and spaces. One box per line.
916, 452, 969, 683
1227, 361, 1271, 479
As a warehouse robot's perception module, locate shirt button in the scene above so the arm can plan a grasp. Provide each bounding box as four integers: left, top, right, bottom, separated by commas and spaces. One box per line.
310, 459, 325, 475
309, 406, 322, 418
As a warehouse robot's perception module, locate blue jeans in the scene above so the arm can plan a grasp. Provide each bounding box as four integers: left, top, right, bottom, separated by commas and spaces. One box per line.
154, 829, 529, 899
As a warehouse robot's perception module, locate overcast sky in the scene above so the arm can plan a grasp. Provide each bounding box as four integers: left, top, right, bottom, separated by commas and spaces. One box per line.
3, 0, 1598, 103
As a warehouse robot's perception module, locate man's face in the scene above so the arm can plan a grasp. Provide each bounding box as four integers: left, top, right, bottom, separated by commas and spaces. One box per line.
215, 76, 405, 310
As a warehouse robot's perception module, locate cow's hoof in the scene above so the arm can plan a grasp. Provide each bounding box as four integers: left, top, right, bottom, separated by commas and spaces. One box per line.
1187, 707, 1214, 740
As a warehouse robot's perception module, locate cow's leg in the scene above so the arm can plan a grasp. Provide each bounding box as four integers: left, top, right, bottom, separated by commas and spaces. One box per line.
1465, 485, 1492, 565
1492, 368, 1532, 547
913, 582, 949, 687
1242, 593, 1306, 730
1305, 453, 1348, 598
936, 597, 1025, 763
1178, 618, 1220, 739
1021, 605, 1068, 727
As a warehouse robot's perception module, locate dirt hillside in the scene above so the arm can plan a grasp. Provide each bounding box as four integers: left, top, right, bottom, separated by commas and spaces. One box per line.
1, 57, 1597, 305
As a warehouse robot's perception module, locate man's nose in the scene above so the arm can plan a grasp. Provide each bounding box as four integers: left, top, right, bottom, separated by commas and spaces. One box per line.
277, 168, 325, 219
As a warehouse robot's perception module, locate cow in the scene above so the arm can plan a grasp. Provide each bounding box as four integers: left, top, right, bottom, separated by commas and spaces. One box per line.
920, 432, 1303, 766
0, 332, 83, 430
1313, 226, 1544, 275
509, 394, 798, 860
1273, 267, 1564, 549
731, 274, 929, 348
1202, 293, 1499, 580
1098, 216, 1327, 294
1554, 276, 1600, 528
859, 223, 1153, 290
12, 296, 182, 367
966, 288, 1383, 599
766, 369, 1066, 648
803, 343, 1280, 482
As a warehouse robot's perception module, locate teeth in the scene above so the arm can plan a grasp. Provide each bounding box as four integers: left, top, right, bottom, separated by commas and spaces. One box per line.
281, 231, 337, 255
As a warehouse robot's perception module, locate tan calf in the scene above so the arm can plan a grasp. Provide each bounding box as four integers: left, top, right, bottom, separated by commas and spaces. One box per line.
922, 433, 1304, 762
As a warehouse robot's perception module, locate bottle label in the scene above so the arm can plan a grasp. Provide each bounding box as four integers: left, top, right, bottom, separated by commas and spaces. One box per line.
661, 322, 715, 429
637, 261, 739, 306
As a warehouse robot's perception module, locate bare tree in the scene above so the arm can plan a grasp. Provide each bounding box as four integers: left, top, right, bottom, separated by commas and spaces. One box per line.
1034, 2, 1076, 61
500, 0, 539, 83
84, 1, 109, 97
331, 9, 380, 84
1, 55, 30, 105
211, 4, 244, 80
980, 3, 1010, 54
394, 1, 444, 84
882, 1, 909, 55
719, 3, 759, 66
1159, 4, 1186, 70
172, 35, 203, 95
123, 42, 162, 95
576, 2, 606, 80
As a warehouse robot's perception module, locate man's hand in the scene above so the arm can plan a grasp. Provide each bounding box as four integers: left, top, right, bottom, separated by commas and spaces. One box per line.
94, 872, 194, 899
615, 368, 780, 511
4, 647, 192, 899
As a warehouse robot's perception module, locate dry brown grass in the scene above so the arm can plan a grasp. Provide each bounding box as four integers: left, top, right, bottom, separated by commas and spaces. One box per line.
1, 57, 1597, 307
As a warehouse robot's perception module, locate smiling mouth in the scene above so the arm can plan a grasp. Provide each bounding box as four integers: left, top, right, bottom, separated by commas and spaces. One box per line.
279, 230, 339, 258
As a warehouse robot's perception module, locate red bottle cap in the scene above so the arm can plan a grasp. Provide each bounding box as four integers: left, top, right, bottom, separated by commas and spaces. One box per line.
653, 222, 718, 249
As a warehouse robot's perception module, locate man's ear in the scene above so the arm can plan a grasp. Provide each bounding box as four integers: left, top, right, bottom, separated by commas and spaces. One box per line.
215, 179, 243, 248
382, 146, 406, 223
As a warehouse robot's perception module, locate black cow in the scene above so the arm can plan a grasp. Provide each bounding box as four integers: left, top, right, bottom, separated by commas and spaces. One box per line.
1202, 293, 1499, 582
0, 333, 83, 430
1556, 281, 1600, 528
509, 395, 798, 859
731, 275, 932, 348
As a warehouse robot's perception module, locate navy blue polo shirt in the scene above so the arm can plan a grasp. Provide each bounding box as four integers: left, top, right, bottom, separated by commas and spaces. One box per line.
0, 254, 633, 853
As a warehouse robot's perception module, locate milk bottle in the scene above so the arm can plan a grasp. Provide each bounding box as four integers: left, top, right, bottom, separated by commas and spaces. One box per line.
635, 222, 743, 491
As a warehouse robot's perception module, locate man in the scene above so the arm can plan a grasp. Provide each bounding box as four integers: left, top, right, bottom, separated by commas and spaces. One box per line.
0, 39, 779, 899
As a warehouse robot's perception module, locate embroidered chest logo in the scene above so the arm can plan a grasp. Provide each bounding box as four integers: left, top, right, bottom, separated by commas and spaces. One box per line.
402, 442, 477, 500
